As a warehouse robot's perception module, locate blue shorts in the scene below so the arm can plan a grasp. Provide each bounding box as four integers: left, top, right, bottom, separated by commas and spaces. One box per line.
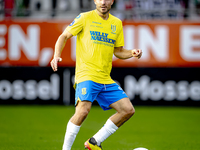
75, 80, 128, 110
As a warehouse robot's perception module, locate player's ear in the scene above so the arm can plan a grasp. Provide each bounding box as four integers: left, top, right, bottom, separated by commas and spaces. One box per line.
111, 0, 114, 5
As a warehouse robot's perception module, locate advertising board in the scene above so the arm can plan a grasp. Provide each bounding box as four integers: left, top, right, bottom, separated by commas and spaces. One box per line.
0, 20, 199, 105
0, 20, 200, 67
0, 67, 199, 106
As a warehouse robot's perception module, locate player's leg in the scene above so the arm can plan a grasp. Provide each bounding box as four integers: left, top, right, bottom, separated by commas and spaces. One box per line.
70, 100, 92, 126
109, 97, 135, 127
63, 101, 92, 150
63, 81, 102, 150
84, 83, 134, 149
91, 98, 134, 147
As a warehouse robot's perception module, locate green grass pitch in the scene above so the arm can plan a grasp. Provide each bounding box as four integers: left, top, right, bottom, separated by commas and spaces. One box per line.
0, 105, 199, 150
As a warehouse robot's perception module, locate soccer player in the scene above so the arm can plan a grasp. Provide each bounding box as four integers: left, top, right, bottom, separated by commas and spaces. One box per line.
50, 0, 142, 149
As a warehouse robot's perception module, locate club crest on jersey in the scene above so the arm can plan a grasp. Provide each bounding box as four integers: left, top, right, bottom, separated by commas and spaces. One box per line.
111, 24, 116, 33
82, 88, 87, 95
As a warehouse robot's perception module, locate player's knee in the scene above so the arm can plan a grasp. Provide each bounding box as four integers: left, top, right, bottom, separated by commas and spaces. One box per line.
124, 106, 135, 118
130, 106, 135, 116
76, 101, 91, 117
79, 108, 90, 118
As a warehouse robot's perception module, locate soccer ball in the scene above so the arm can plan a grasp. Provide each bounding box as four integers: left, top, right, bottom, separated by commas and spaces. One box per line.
133, 148, 148, 150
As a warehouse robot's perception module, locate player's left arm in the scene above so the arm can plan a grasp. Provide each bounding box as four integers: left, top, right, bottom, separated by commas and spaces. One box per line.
114, 46, 142, 59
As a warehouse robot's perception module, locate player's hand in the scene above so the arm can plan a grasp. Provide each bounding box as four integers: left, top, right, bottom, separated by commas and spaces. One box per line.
50, 57, 62, 72
132, 49, 142, 59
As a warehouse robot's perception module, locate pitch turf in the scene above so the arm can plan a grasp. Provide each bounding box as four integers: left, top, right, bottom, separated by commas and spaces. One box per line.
0, 105, 199, 150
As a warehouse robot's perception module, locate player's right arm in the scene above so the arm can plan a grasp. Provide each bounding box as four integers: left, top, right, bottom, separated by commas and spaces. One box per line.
51, 29, 73, 72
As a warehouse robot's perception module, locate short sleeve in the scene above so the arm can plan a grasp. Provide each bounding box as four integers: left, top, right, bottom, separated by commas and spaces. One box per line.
65, 14, 84, 36
114, 21, 124, 47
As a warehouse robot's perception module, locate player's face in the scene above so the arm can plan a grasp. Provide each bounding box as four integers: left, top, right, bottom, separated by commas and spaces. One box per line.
94, 0, 114, 15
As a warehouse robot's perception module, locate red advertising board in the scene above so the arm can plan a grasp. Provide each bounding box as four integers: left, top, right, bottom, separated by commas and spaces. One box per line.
0, 20, 200, 67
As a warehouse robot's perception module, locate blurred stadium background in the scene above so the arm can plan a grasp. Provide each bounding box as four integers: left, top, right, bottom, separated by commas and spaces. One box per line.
0, 0, 200, 150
